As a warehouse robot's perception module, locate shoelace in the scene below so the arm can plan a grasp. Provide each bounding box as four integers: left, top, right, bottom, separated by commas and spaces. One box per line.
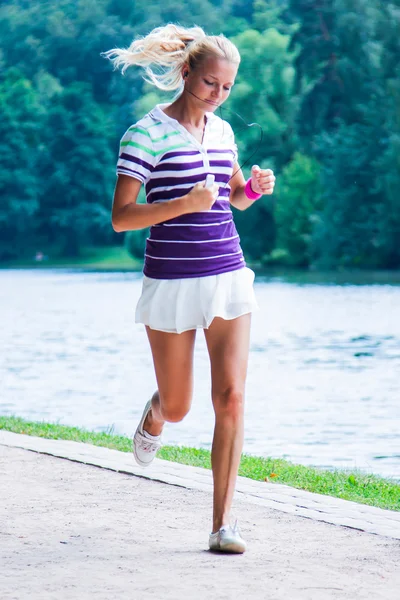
137, 434, 160, 453
220, 521, 240, 536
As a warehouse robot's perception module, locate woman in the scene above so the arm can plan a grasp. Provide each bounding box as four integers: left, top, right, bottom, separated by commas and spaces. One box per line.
102, 24, 275, 553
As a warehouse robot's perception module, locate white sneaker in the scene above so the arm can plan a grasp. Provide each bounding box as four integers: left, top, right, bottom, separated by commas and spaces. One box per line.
133, 400, 162, 468
209, 522, 247, 554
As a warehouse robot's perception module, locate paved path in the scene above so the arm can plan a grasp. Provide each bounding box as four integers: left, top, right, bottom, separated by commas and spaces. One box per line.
0, 432, 399, 600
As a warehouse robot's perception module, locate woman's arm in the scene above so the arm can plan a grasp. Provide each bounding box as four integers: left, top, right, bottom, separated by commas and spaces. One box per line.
111, 175, 219, 232
229, 163, 275, 211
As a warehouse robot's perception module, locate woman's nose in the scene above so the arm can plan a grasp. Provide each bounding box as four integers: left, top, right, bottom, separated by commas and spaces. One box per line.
212, 86, 223, 98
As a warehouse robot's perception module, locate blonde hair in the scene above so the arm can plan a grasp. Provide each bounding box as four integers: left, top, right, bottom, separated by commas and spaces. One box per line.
101, 24, 240, 91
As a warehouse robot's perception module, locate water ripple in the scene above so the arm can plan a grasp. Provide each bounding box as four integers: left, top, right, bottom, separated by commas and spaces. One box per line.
1, 269, 399, 480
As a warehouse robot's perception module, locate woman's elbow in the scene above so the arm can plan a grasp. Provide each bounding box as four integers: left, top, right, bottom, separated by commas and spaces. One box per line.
111, 215, 125, 233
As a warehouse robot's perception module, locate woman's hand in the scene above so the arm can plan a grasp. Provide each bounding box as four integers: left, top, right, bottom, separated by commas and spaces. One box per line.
251, 165, 275, 195
184, 180, 220, 213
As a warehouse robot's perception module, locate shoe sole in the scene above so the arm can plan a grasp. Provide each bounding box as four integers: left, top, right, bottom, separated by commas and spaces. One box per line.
209, 540, 246, 554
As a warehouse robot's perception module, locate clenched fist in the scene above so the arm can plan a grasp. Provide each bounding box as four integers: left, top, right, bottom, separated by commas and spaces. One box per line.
185, 180, 220, 212
251, 165, 275, 195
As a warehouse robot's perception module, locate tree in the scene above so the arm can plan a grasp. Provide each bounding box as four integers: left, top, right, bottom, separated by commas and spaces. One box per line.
371, 1, 400, 267
286, 0, 400, 268
0, 69, 43, 259
37, 82, 116, 256
229, 27, 298, 172
273, 152, 322, 266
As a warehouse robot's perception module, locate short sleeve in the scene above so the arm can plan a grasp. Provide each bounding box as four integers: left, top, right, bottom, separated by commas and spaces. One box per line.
116, 125, 156, 184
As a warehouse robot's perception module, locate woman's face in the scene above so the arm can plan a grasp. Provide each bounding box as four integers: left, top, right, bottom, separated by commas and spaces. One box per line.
184, 56, 238, 112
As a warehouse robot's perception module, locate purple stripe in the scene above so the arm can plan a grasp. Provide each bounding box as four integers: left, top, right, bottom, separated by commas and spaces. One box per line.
212, 198, 231, 210
153, 209, 232, 227
146, 238, 240, 260
160, 150, 199, 162
215, 175, 231, 185
147, 185, 230, 203
117, 167, 145, 180
153, 160, 204, 172
147, 173, 207, 192
146, 173, 231, 195
149, 219, 237, 242
119, 152, 153, 172
209, 160, 234, 168
143, 255, 245, 279
147, 187, 188, 202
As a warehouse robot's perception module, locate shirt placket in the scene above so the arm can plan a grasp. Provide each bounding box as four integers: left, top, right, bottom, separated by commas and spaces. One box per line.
170, 120, 210, 176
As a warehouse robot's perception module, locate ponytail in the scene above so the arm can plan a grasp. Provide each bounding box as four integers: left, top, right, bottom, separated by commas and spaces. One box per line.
102, 24, 240, 91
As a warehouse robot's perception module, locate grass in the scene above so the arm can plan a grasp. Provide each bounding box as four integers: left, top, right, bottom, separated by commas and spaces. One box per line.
1, 415, 399, 512
0, 246, 142, 271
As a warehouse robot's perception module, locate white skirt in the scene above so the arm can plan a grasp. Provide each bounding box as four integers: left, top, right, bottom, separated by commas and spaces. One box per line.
135, 267, 259, 334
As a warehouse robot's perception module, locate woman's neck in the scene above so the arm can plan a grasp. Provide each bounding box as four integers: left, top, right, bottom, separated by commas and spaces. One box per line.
163, 93, 207, 129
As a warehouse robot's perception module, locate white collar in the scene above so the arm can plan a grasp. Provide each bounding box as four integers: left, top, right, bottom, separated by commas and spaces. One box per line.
150, 103, 217, 126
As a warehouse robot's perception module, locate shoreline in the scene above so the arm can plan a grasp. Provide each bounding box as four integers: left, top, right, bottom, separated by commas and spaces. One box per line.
2, 250, 400, 285
1, 415, 399, 512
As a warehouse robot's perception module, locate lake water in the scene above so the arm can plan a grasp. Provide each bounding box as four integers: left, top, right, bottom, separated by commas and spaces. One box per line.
1, 269, 399, 480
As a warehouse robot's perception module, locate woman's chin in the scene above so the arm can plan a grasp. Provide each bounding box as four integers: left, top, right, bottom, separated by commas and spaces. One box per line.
204, 101, 219, 111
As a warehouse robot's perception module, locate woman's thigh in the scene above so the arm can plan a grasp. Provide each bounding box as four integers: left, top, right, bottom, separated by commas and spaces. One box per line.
145, 326, 197, 420
203, 314, 251, 405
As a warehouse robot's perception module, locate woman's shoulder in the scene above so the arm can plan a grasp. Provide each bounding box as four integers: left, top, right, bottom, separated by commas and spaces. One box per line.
207, 112, 236, 145
207, 111, 231, 128
121, 112, 158, 141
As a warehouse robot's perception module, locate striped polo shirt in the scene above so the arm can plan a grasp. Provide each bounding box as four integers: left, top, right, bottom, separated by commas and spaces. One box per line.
116, 103, 245, 279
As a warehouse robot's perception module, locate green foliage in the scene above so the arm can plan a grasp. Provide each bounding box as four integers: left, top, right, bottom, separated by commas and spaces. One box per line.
287, 0, 400, 269
313, 119, 384, 269
234, 200, 276, 261
0, 0, 400, 268
272, 152, 322, 267
0, 68, 43, 259
125, 229, 149, 260
253, 0, 294, 34
371, 1, 400, 267
229, 26, 298, 171
37, 82, 116, 256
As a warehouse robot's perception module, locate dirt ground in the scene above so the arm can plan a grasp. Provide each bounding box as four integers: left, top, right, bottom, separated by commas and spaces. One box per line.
0, 445, 399, 600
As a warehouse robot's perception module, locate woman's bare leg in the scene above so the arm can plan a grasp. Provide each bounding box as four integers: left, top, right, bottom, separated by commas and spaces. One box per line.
142, 327, 197, 436
204, 314, 251, 533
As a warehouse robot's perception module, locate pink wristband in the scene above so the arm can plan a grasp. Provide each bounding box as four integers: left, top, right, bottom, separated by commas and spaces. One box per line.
245, 178, 262, 200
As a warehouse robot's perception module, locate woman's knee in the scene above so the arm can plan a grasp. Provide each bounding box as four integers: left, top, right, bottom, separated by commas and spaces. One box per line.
159, 394, 191, 423
213, 387, 244, 420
